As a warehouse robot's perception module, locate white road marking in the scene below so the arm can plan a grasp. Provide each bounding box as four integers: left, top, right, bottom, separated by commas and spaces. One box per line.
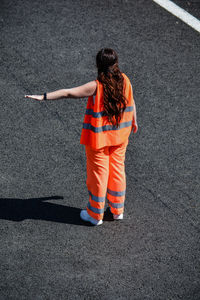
153, 0, 200, 33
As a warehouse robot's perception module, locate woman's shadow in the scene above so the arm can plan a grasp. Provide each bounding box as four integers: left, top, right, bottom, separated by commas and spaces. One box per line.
0, 196, 114, 226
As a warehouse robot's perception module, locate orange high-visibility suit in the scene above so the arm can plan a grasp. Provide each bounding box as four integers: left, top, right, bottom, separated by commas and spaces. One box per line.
80, 73, 136, 221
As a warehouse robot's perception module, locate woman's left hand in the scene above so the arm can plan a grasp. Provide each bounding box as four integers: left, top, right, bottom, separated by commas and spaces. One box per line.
25, 95, 43, 101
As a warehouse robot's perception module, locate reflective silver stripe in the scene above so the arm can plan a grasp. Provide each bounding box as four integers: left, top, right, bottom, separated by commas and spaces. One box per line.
87, 202, 104, 214
85, 106, 133, 118
83, 121, 132, 133
107, 199, 124, 208
85, 109, 105, 118
88, 190, 105, 202
124, 106, 133, 112
107, 188, 126, 197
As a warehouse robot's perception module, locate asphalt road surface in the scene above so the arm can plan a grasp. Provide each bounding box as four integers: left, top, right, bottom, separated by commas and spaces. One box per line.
0, 0, 199, 299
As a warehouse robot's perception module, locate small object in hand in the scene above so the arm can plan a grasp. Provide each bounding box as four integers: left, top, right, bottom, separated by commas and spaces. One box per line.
44, 93, 47, 100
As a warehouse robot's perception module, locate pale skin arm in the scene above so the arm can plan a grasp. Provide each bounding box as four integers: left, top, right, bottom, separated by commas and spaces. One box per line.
132, 100, 138, 133
130, 84, 138, 134
24, 80, 97, 101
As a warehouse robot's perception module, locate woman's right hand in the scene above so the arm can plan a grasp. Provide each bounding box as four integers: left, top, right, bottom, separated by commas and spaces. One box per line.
132, 123, 138, 134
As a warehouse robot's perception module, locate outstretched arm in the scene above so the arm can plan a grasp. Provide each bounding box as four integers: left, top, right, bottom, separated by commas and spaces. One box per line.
25, 80, 97, 101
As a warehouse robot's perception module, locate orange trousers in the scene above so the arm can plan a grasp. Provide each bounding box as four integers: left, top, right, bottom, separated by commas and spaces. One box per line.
85, 139, 129, 221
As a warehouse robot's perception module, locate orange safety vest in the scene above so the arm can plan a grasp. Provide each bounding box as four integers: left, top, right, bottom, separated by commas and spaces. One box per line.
80, 72, 135, 149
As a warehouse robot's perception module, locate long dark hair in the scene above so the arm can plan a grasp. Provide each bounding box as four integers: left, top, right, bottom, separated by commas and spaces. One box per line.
96, 48, 128, 127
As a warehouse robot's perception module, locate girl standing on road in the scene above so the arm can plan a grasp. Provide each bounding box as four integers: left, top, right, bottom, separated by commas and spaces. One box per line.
25, 48, 138, 226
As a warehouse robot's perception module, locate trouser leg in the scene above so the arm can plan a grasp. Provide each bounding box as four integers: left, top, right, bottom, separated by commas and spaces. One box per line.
85, 145, 109, 221
106, 139, 129, 215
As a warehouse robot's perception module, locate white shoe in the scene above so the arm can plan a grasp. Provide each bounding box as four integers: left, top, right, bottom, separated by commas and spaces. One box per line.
80, 210, 103, 226
109, 207, 123, 220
